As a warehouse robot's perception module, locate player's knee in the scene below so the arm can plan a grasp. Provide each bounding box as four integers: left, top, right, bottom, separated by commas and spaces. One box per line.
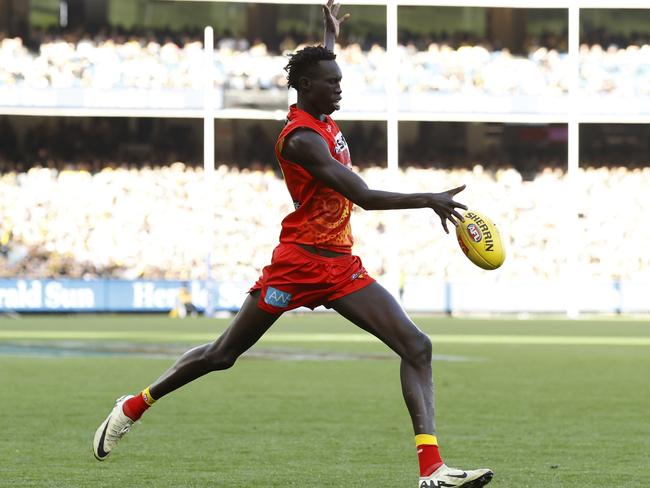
201, 346, 238, 371
207, 354, 237, 371
405, 332, 432, 367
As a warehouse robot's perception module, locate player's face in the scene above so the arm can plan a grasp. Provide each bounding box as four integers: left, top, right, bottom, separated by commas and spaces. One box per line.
307, 60, 343, 114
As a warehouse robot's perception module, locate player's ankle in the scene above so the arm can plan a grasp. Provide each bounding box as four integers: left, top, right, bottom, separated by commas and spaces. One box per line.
416, 434, 444, 477
422, 460, 444, 477
122, 387, 157, 421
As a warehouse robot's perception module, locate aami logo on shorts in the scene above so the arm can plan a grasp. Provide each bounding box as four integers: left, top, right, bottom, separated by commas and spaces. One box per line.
466, 223, 482, 242
264, 286, 292, 308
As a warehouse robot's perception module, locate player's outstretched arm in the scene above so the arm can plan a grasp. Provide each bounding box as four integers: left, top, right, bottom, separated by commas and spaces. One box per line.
282, 129, 466, 233
323, 0, 350, 51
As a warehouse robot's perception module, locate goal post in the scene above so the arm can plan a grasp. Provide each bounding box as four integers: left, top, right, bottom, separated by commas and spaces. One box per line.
204, 26, 217, 317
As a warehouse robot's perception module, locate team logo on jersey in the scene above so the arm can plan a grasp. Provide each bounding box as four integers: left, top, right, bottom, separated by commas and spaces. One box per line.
333, 132, 348, 154
264, 287, 292, 308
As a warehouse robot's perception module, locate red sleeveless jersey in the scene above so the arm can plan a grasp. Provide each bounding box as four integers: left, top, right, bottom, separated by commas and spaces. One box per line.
275, 104, 354, 253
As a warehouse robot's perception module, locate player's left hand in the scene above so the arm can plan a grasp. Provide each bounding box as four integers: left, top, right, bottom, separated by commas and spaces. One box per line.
430, 184, 468, 234
323, 0, 350, 39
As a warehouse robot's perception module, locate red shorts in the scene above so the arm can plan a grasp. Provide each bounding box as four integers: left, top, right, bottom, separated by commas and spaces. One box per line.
249, 243, 375, 314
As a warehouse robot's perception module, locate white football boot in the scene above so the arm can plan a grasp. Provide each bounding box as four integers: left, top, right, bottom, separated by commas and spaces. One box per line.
93, 395, 135, 461
418, 464, 493, 488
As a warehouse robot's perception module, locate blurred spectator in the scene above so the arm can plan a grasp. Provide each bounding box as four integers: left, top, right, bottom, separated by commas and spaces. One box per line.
170, 282, 199, 318
0, 226, 11, 257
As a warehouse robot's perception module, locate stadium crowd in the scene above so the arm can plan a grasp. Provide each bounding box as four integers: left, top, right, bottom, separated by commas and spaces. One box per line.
1, 30, 649, 96
1, 163, 648, 284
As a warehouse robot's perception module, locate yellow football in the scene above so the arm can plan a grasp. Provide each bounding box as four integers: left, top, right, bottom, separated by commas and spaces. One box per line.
455, 210, 505, 270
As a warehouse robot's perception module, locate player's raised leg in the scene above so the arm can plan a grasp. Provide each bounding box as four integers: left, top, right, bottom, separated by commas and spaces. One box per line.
329, 282, 493, 487
93, 290, 280, 461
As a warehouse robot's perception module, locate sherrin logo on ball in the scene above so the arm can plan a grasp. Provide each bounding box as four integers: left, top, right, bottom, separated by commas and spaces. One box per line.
455, 210, 505, 270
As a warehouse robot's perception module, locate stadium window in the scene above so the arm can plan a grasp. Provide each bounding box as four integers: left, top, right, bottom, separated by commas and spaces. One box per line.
399, 121, 567, 179
0, 116, 203, 172
581, 9, 650, 47
397, 6, 567, 55
335, 121, 387, 169
104, 1, 386, 53
28, 0, 60, 30
580, 124, 650, 170
215, 119, 283, 171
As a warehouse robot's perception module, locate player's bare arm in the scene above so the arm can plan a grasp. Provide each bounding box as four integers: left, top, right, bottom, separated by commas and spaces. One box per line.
282, 129, 467, 233
323, 0, 350, 50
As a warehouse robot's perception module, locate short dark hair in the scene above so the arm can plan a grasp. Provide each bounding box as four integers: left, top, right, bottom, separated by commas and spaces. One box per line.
284, 45, 336, 90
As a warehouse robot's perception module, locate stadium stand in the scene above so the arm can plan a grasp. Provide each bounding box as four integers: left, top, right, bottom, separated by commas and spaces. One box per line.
1, 31, 649, 96
1, 163, 648, 283
1, 6, 648, 314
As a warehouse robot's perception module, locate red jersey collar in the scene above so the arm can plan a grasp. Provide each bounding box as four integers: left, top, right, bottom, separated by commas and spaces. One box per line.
288, 104, 331, 127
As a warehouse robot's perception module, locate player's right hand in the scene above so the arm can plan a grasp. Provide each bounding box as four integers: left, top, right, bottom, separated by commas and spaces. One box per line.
323, 0, 350, 38
430, 184, 468, 234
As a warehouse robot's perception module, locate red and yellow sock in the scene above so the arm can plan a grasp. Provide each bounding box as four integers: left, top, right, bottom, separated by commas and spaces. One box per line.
416, 434, 443, 477
122, 386, 157, 421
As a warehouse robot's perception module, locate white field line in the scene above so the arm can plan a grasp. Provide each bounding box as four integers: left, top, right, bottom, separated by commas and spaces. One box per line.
0, 331, 650, 346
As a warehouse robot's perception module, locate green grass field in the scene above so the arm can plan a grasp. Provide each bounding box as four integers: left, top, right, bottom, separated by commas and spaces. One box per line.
1, 314, 649, 487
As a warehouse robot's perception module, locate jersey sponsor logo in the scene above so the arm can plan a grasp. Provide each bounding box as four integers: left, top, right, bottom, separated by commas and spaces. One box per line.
351, 271, 366, 280
333, 132, 348, 154
264, 287, 292, 308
